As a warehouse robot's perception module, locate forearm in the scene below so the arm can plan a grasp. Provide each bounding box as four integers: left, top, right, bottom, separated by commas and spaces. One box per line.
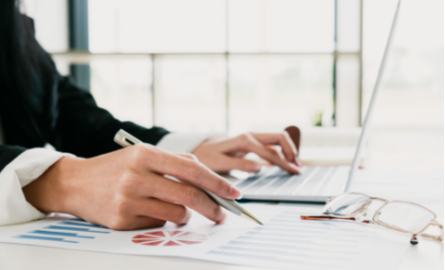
23, 156, 82, 214
0, 148, 71, 226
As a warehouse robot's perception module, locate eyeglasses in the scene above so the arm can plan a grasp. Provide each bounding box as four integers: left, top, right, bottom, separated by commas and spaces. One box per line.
301, 192, 443, 245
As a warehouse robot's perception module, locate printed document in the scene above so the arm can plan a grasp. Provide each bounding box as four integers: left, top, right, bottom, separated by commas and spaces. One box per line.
0, 204, 408, 269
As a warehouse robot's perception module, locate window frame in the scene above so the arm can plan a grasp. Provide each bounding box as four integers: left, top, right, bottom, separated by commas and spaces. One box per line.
56, 0, 364, 132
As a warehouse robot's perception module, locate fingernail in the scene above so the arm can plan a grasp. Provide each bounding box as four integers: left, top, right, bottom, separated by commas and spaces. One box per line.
180, 210, 192, 225
251, 163, 261, 172
290, 163, 301, 173
295, 158, 302, 167
230, 185, 242, 199
216, 212, 227, 224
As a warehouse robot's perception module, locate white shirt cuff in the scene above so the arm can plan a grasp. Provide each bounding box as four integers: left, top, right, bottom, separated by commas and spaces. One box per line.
0, 148, 72, 226
156, 133, 212, 153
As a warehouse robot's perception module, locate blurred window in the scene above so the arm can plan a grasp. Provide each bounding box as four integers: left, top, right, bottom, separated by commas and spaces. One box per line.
154, 55, 226, 133
89, 0, 226, 53
228, 55, 333, 134
228, 0, 335, 53
90, 58, 154, 128
363, 0, 444, 128
21, 0, 69, 52
86, 0, 339, 132
28, 0, 442, 134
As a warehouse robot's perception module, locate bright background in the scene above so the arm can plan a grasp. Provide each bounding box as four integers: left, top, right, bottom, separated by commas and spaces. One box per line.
22, 1, 443, 212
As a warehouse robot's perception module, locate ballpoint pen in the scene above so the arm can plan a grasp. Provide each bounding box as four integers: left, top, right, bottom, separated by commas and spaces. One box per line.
114, 129, 263, 225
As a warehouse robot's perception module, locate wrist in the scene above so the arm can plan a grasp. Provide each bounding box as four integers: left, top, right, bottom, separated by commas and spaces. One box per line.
22, 156, 84, 215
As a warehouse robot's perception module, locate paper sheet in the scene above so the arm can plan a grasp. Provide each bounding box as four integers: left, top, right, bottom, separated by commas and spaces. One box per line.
0, 204, 408, 269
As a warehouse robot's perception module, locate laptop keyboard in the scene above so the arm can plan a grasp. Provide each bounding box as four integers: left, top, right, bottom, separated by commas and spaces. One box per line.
237, 166, 337, 196
294, 167, 331, 195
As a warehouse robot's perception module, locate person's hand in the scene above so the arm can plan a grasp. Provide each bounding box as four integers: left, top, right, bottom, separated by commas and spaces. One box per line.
23, 144, 241, 230
192, 132, 302, 174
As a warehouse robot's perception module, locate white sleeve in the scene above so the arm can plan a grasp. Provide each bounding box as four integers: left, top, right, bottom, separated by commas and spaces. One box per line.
156, 133, 213, 153
0, 148, 73, 226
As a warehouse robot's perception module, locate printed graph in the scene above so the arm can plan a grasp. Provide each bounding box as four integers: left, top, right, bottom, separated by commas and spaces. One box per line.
13, 218, 110, 244
208, 211, 378, 268
132, 230, 207, 246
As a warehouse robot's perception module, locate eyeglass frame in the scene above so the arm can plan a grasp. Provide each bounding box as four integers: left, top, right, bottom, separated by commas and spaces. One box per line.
301, 192, 444, 245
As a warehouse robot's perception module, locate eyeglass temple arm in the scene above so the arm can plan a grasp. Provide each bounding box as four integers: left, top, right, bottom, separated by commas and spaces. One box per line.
369, 197, 389, 202
301, 215, 370, 224
418, 219, 444, 242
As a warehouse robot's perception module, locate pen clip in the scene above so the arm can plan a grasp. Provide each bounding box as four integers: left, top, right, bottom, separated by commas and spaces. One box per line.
114, 129, 143, 148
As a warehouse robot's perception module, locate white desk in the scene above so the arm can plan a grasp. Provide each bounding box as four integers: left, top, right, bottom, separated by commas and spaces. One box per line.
0, 129, 443, 270
0, 167, 442, 270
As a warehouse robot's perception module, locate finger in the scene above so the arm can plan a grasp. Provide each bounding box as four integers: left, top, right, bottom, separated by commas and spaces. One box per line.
265, 145, 286, 161
251, 132, 298, 164
136, 145, 241, 200
110, 216, 167, 231
236, 135, 301, 174
134, 216, 167, 230
96, 213, 166, 231
230, 151, 248, 158
132, 172, 226, 223
134, 197, 193, 225
296, 158, 303, 167
175, 153, 199, 162
217, 155, 262, 173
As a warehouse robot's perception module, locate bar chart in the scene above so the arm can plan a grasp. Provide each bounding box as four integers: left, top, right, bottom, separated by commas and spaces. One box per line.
13, 218, 110, 244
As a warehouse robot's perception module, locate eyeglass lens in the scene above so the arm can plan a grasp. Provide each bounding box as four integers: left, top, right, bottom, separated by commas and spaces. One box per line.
374, 202, 435, 234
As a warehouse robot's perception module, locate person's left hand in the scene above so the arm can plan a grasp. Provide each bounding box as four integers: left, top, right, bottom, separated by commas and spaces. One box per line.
192, 132, 302, 174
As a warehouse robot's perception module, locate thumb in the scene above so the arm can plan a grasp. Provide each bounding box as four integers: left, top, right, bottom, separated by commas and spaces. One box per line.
222, 156, 262, 173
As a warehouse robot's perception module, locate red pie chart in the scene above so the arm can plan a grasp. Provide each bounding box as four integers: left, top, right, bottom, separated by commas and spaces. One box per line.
132, 230, 207, 246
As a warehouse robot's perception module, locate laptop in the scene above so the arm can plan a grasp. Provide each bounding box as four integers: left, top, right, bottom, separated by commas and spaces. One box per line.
233, 0, 402, 203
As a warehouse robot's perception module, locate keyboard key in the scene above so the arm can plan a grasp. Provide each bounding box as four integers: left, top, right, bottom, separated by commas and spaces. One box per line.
294, 167, 331, 196
276, 167, 316, 196
255, 175, 292, 195
236, 166, 287, 191
236, 175, 262, 190
237, 166, 315, 195
243, 176, 277, 194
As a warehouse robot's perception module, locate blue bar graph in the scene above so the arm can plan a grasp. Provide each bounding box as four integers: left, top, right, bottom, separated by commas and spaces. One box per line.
29, 230, 95, 239
12, 219, 113, 244
44, 226, 110, 234
59, 221, 108, 229
71, 218, 87, 222
14, 235, 78, 243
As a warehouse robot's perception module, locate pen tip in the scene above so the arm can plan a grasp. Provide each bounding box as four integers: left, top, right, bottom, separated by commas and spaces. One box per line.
241, 210, 263, 226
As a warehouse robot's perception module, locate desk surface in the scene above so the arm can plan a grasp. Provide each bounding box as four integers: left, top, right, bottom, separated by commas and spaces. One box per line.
0, 169, 442, 270
0, 129, 443, 270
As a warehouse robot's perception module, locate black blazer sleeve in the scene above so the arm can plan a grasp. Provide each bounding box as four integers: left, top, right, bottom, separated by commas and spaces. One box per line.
50, 76, 169, 158
0, 145, 27, 172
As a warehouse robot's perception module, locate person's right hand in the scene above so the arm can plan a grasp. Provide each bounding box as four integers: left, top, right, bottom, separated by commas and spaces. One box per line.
22, 144, 241, 230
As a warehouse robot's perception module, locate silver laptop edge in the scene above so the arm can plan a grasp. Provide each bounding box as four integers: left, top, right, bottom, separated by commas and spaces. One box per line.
346, 0, 401, 190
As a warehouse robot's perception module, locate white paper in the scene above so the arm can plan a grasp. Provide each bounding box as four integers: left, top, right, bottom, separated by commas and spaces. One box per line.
0, 205, 408, 269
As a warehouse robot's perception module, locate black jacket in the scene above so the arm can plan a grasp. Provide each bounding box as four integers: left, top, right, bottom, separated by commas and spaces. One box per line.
0, 15, 169, 172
